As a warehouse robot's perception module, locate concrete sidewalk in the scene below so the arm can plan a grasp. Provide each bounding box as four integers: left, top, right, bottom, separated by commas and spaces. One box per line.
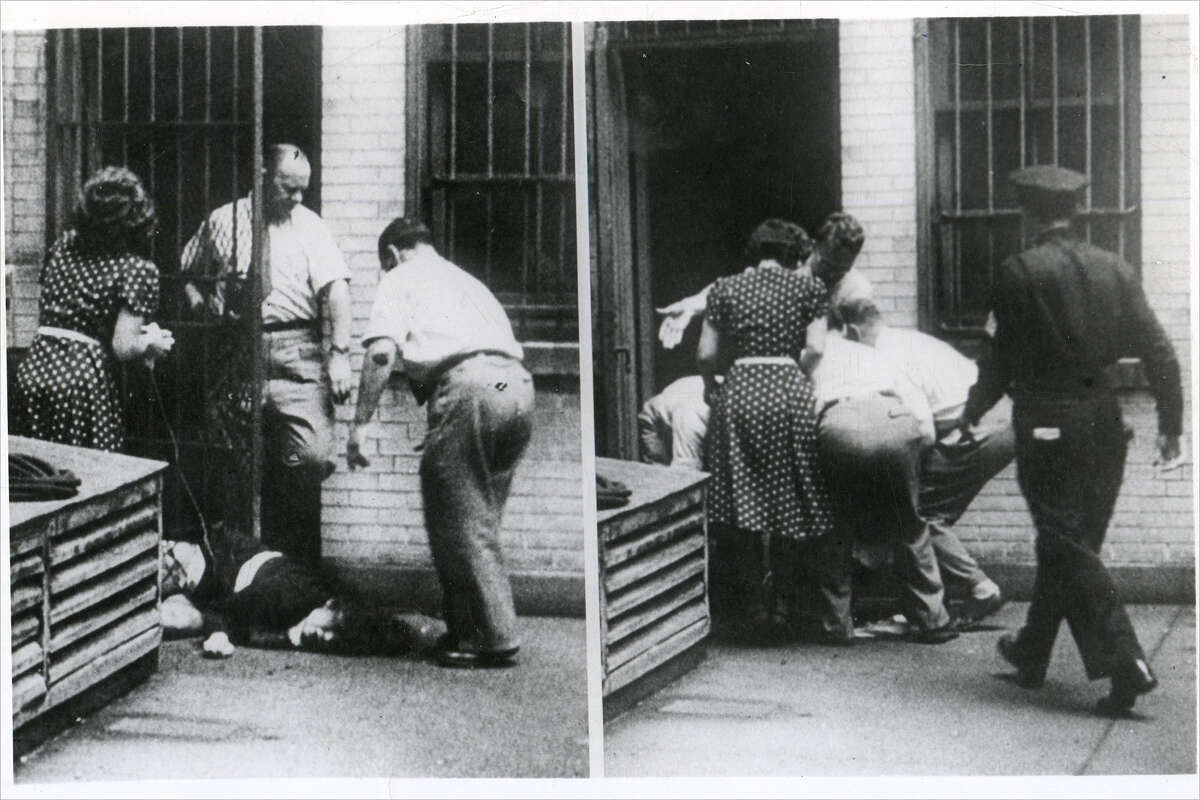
606, 603, 1196, 777
14, 617, 588, 782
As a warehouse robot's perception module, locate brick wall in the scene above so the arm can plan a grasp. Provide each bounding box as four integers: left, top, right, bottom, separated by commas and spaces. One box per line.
841, 17, 1194, 598
316, 28, 585, 611
2, 30, 47, 347
837, 19, 920, 328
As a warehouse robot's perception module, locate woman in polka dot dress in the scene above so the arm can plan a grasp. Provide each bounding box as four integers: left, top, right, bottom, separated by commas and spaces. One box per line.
12, 166, 175, 452
698, 219, 834, 641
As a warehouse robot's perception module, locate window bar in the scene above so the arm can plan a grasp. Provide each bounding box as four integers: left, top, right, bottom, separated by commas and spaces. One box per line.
175, 28, 185, 267
1050, 18, 1058, 164
203, 28, 212, 246
1116, 17, 1126, 259
1018, 18, 1026, 167
449, 26, 458, 180
1025, 18, 1035, 164
558, 24, 570, 311
91, 29, 102, 176
952, 20, 962, 316
1083, 19, 1093, 243
484, 28, 494, 282
953, 20, 962, 215
71, 30, 83, 196
985, 20, 994, 211
96, 28, 103, 125
560, 23, 570, 175
524, 24, 531, 174
486, 24, 494, 178
530, 45, 548, 307
122, 29, 129, 164
148, 29, 156, 264
447, 26, 458, 259
558, 184, 568, 306
521, 23, 531, 289
231, 27, 240, 298
985, 20, 995, 287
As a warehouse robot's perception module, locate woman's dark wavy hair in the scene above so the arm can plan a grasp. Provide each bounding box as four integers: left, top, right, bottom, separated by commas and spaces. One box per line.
72, 166, 157, 255
743, 218, 814, 270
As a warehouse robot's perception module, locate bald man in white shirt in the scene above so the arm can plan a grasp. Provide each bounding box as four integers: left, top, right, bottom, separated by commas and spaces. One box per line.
836, 292, 1012, 626
181, 144, 353, 564
347, 218, 534, 669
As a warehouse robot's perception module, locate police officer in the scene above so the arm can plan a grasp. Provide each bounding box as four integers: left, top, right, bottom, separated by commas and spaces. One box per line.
958, 165, 1183, 717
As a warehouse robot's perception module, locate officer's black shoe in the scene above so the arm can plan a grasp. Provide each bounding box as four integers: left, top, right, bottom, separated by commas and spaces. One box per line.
997, 632, 1045, 689
1097, 659, 1158, 717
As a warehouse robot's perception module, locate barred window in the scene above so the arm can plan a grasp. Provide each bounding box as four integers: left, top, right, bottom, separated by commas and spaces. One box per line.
918, 16, 1140, 339
409, 23, 577, 342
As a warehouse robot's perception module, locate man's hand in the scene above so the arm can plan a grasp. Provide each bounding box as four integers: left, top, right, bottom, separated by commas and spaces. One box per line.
1155, 433, 1184, 471
183, 282, 206, 313
346, 425, 370, 471
328, 351, 352, 404
951, 412, 978, 443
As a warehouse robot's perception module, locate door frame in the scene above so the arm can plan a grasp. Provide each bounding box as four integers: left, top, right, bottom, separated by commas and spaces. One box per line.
590, 20, 842, 458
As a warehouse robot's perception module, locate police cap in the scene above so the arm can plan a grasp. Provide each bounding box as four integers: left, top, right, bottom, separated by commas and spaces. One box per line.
1010, 165, 1087, 195
1010, 165, 1087, 217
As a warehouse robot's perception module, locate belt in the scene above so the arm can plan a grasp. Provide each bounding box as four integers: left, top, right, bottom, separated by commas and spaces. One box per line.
411, 349, 522, 406
734, 356, 797, 366
820, 389, 899, 416
38, 326, 101, 347
262, 319, 317, 333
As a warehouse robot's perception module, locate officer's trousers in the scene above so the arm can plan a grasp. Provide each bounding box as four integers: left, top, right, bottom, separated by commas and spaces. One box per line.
1010, 391, 1145, 681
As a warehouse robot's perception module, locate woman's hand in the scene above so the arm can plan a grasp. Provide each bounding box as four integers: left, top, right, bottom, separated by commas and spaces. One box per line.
140, 322, 175, 363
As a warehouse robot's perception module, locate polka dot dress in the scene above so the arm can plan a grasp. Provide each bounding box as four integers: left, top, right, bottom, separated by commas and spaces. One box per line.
12, 230, 160, 451
704, 266, 834, 541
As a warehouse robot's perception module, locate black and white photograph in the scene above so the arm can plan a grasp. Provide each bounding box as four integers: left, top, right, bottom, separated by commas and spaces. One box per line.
3, 5, 589, 785
4, 1, 1199, 798
587, 7, 1197, 780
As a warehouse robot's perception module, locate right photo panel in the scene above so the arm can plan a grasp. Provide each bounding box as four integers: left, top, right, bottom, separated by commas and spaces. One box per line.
586, 15, 1196, 777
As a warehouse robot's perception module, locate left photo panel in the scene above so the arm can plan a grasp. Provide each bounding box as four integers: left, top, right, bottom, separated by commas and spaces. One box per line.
3, 23, 588, 780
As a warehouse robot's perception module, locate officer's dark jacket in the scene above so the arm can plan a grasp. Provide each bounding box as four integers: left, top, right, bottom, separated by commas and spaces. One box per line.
965, 227, 1182, 437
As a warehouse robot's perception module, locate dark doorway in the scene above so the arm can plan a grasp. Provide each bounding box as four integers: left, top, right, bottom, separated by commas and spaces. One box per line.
622, 36, 841, 395
263, 26, 322, 211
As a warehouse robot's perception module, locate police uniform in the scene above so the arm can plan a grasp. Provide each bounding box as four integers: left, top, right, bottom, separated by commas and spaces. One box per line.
963, 166, 1183, 713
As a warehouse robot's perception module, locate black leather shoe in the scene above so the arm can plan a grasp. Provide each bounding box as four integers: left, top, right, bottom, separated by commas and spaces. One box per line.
1097, 659, 1158, 716
434, 636, 520, 669
997, 632, 1044, 689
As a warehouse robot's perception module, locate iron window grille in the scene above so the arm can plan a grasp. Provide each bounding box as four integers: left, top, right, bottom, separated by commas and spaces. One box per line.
409, 23, 577, 342
917, 16, 1141, 340
46, 27, 267, 539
